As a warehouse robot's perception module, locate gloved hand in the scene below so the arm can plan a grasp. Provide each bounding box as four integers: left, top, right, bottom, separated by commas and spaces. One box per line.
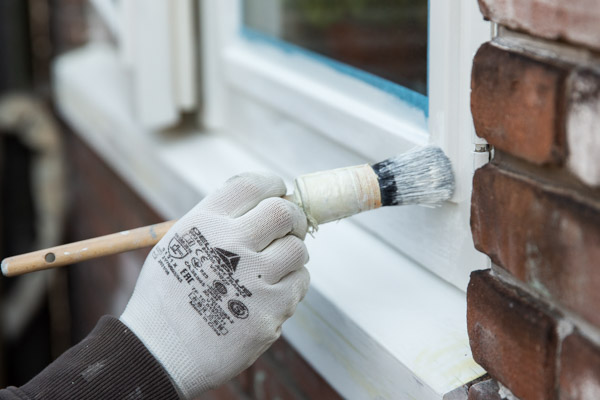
120, 173, 310, 399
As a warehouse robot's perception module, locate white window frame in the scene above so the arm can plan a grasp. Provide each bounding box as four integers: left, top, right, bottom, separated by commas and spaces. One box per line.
202, 0, 491, 291
58, 1, 493, 398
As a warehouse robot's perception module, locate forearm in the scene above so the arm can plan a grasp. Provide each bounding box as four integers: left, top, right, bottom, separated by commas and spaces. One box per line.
0, 316, 179, 400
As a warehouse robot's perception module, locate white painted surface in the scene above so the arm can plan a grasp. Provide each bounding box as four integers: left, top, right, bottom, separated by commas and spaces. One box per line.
223, 43, 429, 157
429, 0, 492, 201
129, 0, 178, 129
54, 45, 485, 399
171, 0, 197, 111
89, 0, 120, 36
118, 0, 136, 68
203, 0, 490, 291
94, 0, 197, 122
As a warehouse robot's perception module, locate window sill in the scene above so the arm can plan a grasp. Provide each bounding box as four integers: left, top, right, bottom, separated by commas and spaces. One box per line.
53, 44, 485, 399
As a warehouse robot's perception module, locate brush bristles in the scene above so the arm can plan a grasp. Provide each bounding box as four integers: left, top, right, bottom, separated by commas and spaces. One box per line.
371, 146, 455, 206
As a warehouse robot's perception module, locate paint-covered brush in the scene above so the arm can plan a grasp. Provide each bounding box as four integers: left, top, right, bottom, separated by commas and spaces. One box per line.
1, 146, 454, 277
291, 146, 454, 227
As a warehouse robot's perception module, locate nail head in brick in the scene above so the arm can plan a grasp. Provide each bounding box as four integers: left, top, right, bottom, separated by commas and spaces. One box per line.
467, 269, 559, 400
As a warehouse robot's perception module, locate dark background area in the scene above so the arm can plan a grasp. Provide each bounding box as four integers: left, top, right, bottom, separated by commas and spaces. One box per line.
0, 0, 87, 387
0, 1, 342, 398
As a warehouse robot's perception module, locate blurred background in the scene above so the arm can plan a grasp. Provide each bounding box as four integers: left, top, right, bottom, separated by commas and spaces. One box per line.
0, 0, 87, 387
0, 0, 427, 398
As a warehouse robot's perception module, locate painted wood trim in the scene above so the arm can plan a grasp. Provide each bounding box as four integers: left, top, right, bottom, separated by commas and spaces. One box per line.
89, 0, 120, 36
202, 0, 490, 292
171, 0, 197, 111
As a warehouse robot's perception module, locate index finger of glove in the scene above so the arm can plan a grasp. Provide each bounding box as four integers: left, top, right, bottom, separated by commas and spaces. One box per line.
199, 172, 287, 218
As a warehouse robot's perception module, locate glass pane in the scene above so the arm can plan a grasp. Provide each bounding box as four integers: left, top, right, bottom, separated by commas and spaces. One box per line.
243, 0, 428, 96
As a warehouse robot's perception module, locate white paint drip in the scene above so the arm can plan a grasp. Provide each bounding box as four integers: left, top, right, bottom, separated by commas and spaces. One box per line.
557, 319, 574, 341
498, 382, 520, 400
567, 73, 600, 187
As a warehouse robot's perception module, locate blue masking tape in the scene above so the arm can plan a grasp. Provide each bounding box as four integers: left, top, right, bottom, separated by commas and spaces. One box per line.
240, 26, 429, 117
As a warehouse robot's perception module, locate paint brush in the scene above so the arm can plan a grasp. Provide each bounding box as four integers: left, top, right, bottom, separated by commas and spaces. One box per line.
1, 146, 453, 277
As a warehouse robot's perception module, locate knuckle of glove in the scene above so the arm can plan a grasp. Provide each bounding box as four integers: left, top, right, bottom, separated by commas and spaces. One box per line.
258, 236, 309, 285
240, 197, 304, 250
225, 172, 285, 198
262, 197, 297, 230
267, 197, 308, 238
277, 235, 309, 269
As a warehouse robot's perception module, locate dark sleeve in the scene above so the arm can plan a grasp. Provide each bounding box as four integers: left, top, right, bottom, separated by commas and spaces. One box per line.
0, 316, 180, 400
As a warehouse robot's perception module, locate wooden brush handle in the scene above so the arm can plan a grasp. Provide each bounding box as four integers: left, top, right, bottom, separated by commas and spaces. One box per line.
1, 195, 297, 277
1, 221, 175, 277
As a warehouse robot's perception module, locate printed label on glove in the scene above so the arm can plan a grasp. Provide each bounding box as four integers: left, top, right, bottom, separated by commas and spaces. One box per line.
151, 227, 252, 336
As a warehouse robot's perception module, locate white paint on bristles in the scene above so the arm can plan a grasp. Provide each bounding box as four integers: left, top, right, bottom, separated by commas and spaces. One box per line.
374, 146, 454, 206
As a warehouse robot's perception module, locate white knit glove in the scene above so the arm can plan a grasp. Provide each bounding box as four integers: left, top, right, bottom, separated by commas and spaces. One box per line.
120, 173, 310, 399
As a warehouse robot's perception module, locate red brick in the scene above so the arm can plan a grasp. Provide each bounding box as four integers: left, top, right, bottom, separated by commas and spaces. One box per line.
250, 356, 304, 400
471, 43, 569, 165
467, 269, 559, 400
198, 382, 247, 400
468, 379, 502, 400
477, 0, 600, 52
269, 339, 341, 400
234, 368, 252, 394
471, 157, 600, 327
559, 332, 600, 400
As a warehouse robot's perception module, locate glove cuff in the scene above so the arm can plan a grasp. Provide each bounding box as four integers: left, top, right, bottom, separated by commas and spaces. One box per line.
120, 293, 212, 399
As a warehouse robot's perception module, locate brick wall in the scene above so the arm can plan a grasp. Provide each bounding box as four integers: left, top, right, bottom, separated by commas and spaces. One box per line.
467, 1, 600, 399
66, 132, 341, 400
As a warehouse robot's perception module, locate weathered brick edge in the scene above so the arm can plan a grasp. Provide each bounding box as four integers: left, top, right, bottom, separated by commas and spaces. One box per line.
467, 269, 558, 400
468, 379, 502, 400
477, 0, 600, 52
471, 43, 569, 165
471, 42, 600, 186
468, 268, 600, 400
471, 157, 600, 328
